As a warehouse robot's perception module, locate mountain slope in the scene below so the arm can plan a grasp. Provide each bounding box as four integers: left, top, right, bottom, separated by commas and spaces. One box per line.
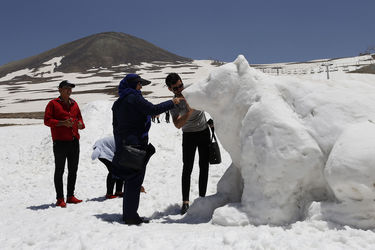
0, 32, 191, 77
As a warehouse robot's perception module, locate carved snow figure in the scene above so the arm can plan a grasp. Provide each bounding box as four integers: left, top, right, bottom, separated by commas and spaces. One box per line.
183, 55, 375, 229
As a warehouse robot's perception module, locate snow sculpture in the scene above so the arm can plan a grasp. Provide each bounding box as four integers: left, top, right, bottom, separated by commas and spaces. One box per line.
183, 55, 375, 228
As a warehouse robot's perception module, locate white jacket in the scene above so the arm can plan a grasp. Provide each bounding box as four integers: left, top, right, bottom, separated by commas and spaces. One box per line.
91, 136, 116, 161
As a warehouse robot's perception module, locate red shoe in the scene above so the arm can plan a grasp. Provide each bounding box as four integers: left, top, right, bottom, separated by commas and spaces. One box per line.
105, 194, 117, 199
66, 196, 83, 204
56, 198, 66, 208
114, 192, 124, 197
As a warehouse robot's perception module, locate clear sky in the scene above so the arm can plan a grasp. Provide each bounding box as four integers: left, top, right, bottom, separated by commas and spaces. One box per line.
0, 0, 374, 66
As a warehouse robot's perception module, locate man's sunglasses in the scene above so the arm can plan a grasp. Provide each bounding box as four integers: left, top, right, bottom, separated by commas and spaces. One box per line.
172, 83, 184, 91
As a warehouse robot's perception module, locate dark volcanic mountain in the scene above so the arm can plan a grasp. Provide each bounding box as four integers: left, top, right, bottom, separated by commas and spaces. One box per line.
0, 32, 191, 77
351, 64, 375, 74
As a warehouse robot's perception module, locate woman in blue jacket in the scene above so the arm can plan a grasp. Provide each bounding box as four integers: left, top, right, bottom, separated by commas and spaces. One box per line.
112, 73, 181, 225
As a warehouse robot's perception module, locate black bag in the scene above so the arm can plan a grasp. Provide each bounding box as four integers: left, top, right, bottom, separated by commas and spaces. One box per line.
208, 124, 222, 165
118, 145, 147, 171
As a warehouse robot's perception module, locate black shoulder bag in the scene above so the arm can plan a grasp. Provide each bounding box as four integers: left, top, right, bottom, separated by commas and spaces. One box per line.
119, 145, 147, 171
208, 121, 222, 165
118, 141, 155, 172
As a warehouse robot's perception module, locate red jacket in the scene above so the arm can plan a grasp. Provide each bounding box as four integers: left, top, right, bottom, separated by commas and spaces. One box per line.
44, 97, 85, 141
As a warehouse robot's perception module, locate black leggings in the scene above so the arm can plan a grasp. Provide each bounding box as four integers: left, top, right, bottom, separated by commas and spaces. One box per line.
99, 158, 123, 195
53, 139, 80, 199
182, 128, 210, 201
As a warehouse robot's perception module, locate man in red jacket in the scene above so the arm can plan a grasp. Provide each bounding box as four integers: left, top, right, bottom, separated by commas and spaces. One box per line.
44, 80, 85, 207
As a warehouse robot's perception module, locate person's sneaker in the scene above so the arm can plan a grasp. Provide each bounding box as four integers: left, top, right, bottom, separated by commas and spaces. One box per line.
114, 192, 124, 197
66, 196, 82, 204
180, 203, 189, 215
56, 198, 66, 208
124, 216, 150, 225
105, 194, 117, 199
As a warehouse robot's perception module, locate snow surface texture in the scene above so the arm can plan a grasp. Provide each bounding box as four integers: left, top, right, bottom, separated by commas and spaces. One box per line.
2, 101, 375, 249
183, 55, 375, 229
0, 58, 218, 113
2, 56, 375, 249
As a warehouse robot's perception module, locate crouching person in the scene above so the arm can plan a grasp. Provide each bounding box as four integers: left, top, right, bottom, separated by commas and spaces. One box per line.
91, 136, 146, 199
92, 136, 124, 199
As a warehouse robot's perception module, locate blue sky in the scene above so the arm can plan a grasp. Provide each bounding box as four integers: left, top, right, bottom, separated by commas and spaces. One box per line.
0, 0, 374, 66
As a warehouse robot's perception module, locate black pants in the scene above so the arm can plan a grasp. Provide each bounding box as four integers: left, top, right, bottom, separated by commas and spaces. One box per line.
122, 167, 146, 221
99, 158, 123, 195
53, 139, 80, 199
112, 140, 155, 221
182, 128, 210, 201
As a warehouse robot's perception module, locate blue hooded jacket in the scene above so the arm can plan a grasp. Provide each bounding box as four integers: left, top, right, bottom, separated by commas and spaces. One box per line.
112, 74, 174, 158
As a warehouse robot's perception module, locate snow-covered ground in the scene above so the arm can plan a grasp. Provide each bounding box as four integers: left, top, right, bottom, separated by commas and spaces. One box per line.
1, 55, 375, 249
256, 54, 375, 76
0, 58, 218, 114
1, 53, 373, 115
1, 100, 375, 249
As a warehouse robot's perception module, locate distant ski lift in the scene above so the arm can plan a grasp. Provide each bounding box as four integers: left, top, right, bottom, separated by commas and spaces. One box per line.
321, 62, 333, 79
272, 66, 283, 75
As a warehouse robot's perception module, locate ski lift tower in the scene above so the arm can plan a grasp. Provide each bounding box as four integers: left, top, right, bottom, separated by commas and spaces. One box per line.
321, 62, 333, 79
272, 66, 283, 76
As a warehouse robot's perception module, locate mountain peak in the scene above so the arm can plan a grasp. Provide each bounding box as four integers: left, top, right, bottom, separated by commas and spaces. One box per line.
0, 32, 191, 77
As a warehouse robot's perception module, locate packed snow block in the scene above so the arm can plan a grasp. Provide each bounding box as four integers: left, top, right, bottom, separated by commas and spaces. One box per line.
325, 122, 375, 202
187, 163, 243, 222
183, 55, 375, 228
212, 204, 250, 226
